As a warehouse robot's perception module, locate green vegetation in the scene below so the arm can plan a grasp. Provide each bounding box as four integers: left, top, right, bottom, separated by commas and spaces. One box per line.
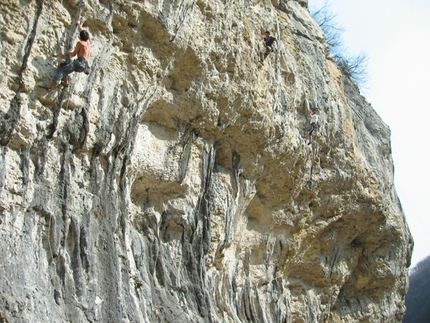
403, 255, 430, 322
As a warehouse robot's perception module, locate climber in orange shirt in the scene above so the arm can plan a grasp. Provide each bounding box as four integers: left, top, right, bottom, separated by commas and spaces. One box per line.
40, 21, 91, 90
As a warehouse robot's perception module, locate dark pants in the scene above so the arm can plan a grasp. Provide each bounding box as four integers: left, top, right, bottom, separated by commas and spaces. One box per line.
308, 122, 317, 135
260, 46, 273, 61
53, 57, 88, 82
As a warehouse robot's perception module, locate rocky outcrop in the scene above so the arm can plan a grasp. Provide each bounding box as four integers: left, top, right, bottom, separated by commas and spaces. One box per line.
0, 0, 412, 322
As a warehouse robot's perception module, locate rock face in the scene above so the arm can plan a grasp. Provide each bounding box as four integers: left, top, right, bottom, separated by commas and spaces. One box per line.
0, 0, 412, 322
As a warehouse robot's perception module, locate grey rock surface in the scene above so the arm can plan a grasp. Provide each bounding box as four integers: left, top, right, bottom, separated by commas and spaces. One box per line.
0, 0, 412, 322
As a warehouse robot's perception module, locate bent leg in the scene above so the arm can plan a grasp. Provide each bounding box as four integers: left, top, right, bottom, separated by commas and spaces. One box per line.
264, 46, 272, 60
52, 62, 75, 83
308, 123, 316, 136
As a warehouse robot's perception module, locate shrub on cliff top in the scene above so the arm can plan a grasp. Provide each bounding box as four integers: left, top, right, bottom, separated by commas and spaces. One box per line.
311, 1, 369, 88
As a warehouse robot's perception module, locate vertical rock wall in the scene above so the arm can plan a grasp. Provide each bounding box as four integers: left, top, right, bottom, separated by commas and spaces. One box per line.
0, 0, 412, 322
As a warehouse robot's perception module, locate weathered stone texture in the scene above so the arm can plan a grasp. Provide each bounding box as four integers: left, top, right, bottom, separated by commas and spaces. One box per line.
0, 0, 412, 322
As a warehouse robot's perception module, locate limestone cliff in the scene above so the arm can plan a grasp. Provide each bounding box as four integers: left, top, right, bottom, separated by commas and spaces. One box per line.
0, 0, 412, 322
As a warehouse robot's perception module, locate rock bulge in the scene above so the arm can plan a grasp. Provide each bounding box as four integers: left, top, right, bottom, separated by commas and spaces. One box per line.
0, 1, 412, 322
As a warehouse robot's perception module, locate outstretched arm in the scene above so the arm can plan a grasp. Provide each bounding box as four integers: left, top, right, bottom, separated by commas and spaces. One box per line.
67, 21, 84, 56
76, 20, 83, 32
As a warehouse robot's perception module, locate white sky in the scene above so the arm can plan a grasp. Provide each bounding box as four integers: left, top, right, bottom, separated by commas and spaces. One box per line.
309, 0, 430, 269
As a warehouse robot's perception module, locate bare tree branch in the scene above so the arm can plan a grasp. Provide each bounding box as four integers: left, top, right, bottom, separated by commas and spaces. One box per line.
311, 1, 368, 89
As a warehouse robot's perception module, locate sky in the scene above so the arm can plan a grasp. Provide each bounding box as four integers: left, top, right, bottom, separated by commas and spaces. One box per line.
309, 0, 430, 269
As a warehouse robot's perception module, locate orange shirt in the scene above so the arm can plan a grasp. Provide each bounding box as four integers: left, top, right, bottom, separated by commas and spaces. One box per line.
69, 39, 91, 61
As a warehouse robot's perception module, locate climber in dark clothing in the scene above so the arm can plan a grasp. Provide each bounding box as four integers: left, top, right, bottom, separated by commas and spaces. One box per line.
260, 31, 278, 62
40, 21, 91, 90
